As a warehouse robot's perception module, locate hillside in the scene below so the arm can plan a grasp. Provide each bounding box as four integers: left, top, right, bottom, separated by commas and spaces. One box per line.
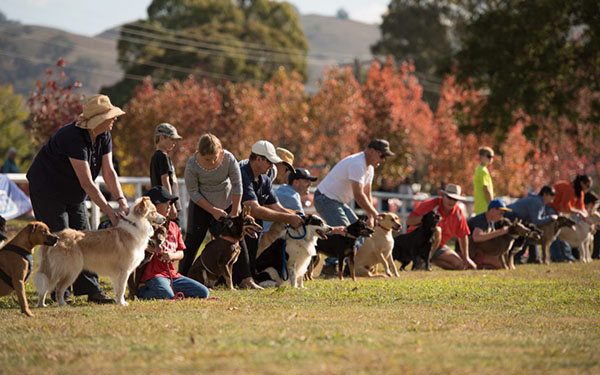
0, 14, 380, 97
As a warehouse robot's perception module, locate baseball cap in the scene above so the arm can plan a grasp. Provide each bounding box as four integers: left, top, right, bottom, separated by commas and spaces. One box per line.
289, 168, 318, 184
251, 140, 283, 164
488, 198, 512, 211
145, 186, 178, 205
155, 123, 182, 140
367, 139, 394, 157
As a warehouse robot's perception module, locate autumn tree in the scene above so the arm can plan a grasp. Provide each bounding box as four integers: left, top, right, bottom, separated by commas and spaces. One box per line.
361, 58, 434, 183
25, 58, 84, 149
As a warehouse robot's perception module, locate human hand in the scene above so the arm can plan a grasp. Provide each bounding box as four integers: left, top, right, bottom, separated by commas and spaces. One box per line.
550, 215, 558, 221
159, 251, 173, 263
108, 210, 120, 227
367, 213, 377, 229
287, 214, 304, 228
464, 257, 477, 270
330, 226, 347, 236
211, 207, 228, 220
118, 200, 129, 216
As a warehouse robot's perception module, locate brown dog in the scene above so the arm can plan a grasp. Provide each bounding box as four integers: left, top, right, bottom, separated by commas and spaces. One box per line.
529, 216, 576, 265
0, 222, 58, 317
188, 206, 262, 290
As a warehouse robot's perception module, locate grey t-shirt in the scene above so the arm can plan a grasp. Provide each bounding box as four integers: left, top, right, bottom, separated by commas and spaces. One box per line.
184, 150, 242, 209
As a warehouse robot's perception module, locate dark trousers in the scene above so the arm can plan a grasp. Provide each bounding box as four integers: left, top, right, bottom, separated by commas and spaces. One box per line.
179, 202, 212, 276
30, 191, 102, 296
181, 201, 252, 285
593, 231, 600, 259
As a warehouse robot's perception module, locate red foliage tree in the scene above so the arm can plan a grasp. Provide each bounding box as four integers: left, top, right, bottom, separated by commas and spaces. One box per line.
362, 58, 434, 183
25, 58, 84, 148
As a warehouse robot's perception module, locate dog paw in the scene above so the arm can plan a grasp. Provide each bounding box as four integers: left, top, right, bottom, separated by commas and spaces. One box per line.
119, 301, 129, 306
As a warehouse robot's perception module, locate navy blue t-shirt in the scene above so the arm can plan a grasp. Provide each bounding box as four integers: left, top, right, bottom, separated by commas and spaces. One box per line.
27, 122, 112, 205
467, 213, 493, 233
239, 161, 277, 224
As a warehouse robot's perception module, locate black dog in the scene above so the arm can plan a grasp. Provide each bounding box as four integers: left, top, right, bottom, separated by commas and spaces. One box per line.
0, 215, 7, 244
315, 217, 374, 280
393, 211, 440, 271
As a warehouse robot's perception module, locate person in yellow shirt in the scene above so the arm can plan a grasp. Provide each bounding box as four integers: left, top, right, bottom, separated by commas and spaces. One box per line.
473, 147, 494, 214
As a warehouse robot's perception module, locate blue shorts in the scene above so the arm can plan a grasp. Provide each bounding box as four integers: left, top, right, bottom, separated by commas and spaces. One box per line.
432, 245, 452, 260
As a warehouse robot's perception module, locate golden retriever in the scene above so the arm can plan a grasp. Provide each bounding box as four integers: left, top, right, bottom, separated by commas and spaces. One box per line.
34, 197, 165, 307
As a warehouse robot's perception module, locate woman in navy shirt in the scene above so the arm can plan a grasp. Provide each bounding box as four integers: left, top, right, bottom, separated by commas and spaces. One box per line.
27, 94, 128, 304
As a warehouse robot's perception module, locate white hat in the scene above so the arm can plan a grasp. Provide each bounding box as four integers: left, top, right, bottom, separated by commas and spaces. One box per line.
251, 140, 283, 164
442, 184, 466, 201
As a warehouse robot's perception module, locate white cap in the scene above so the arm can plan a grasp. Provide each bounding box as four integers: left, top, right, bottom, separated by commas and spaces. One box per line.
251, 140, 283, 164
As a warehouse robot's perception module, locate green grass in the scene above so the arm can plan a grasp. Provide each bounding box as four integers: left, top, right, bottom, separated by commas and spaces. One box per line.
1, 262, 599, 375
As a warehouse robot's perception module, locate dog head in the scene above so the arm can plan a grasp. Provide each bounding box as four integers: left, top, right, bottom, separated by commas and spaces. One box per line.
26, 221, 59, 248
148, 224, 168, 251
133, 197, 166, 225
556, 215, 577, 232
347, 217, 375, 238
303, 214, 332, 240
422, 211, 441, 229
221, 206, 263, 240
507, 219, 533, 238
376, 212, 402, 231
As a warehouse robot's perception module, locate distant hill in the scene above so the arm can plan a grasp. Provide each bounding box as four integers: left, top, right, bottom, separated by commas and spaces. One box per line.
0, 14, 379, 97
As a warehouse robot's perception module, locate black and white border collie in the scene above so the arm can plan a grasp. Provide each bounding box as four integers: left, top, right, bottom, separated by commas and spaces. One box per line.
255, 214, 332, 288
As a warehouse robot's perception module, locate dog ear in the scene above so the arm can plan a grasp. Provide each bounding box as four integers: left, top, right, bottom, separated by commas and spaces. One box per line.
30, 223, 37, 233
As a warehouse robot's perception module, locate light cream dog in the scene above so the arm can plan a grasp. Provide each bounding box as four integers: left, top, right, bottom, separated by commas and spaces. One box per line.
355, 213, 402, 277
559, 212, 600, 263
34, 197, 165, 307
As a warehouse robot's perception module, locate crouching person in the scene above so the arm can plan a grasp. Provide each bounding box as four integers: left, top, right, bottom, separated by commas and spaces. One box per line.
138, 186, 209, 300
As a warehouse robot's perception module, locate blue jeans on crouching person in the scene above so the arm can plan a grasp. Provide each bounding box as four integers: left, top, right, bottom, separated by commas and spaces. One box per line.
138, 276, 210, 300
550, 239, 576, 262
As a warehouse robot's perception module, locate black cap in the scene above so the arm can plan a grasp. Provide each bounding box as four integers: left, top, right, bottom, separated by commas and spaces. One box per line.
367, 139, 394, 157
288, 168, 318, 184
145, 186, 178, 205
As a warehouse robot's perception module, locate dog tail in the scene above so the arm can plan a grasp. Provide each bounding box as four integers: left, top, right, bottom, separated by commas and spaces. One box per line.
33, 246, 50, 294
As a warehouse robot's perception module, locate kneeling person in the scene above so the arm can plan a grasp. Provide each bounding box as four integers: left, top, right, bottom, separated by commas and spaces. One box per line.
138, 186, 209, 299
466, 198, 512, 269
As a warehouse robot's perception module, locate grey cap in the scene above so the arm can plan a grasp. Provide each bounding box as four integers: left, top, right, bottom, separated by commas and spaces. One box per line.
155, 123, 182, 140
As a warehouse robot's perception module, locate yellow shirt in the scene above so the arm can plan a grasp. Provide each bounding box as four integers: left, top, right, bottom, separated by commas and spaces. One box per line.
473, 165, 493, 214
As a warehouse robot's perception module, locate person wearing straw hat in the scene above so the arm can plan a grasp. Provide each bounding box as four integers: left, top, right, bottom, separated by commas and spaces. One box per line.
406, 183, 477, 270
26, 94, 129, 303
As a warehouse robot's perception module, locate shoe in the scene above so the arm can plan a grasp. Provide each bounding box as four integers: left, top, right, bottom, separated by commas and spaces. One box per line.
88, 291, 116, 304
239, 277, 264, 290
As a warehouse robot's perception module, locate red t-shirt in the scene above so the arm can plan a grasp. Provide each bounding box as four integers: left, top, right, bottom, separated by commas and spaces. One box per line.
407, 197, 470, 245
551, 180, 584, 213
140, 221, 184, 282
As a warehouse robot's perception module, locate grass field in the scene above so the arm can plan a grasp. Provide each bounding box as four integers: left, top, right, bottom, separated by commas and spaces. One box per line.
1, 260, 599, 375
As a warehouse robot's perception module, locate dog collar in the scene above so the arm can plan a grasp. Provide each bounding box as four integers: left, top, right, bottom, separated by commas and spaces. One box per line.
119, 214, 136, 227
219, 235, 239, 244
286, 224, 307, 240
377, 223, 394, 231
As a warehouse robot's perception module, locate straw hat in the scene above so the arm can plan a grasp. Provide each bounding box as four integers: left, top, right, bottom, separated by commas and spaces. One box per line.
442, 184, 466, 201
276, 147, 295, 171
75, 94, 125, 130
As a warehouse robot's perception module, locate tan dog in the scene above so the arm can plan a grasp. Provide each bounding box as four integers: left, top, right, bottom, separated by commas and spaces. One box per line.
256, 221, 286, 258
559, 212, 600, 263
0, 222, 58, 317
355, 213, 402, 277
34, 197, 165, 307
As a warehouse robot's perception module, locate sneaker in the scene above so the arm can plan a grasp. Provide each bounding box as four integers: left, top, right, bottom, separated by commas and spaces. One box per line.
87, 291, 116, 304
239, 277, 264, 290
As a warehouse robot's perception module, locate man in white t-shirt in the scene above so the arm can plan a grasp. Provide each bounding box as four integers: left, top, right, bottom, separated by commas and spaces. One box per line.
314, 139, 393, 229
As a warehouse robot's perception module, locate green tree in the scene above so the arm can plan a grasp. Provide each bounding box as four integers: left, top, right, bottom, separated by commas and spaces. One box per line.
454, 0, 600, 137
0, 85, 30, 171
102, 0, 308, 106
371, 0, 452, 78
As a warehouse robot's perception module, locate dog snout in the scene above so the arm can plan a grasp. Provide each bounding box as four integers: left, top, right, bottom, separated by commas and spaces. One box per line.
152, 213, 167, 224
44, 235, 59, 246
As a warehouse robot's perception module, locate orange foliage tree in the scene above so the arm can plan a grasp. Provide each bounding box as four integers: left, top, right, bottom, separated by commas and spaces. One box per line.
362, 58, 434, 183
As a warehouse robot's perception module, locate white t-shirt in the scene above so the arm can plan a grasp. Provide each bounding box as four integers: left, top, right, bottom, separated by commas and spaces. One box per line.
317, 151, 374, 205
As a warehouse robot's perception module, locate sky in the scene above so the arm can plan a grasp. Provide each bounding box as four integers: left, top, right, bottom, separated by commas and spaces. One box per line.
0, 0, 388, 37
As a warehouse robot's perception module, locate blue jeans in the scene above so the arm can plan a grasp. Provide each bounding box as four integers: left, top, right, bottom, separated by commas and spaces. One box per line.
138, 276, 210, 300
314, 191, 358, 227
314, 191, 362, 265
550, 240, 575, 262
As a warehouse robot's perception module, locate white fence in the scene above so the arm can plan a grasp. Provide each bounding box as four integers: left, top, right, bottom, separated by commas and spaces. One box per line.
5, 173, 475, 232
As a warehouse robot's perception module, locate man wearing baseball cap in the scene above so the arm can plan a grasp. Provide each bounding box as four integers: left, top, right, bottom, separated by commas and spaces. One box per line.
233, 140, 304, 289
314, 139, 393, 230
464, 198, 513, 269
406, 183, 476, 270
